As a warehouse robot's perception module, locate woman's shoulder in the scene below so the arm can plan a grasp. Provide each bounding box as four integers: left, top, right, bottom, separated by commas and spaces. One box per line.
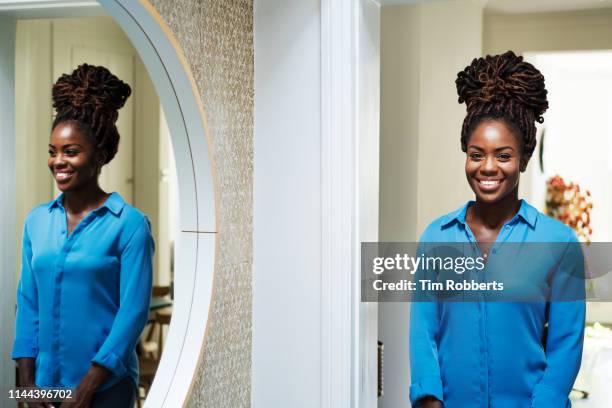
114, 198, 152, 233
528, 205, 578, 243
119, 201, 149, 223
23, 199, 59, 224
418, 202, 471, 242
109, 196, 154, 248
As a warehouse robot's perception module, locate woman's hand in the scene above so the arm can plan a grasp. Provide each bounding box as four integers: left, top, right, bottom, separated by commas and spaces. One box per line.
15, 358, 43, 407
15, 358, 56, 408
16, 357, 36, 387
65, 364, 111, 408
418, 396, 443, 408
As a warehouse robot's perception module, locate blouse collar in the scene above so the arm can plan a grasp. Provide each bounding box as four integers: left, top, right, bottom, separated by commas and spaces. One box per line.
440, 199, 538, 230
47, 192, 125, 216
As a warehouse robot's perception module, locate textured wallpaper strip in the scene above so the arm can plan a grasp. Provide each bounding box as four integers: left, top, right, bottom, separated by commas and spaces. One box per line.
148, 0, 253, 407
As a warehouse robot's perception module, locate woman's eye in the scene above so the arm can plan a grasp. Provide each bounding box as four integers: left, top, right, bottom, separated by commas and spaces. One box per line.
498, 154, 511, 160
65, 150, 77, 156
469, 153, 483, 160
48, 150, 56, 157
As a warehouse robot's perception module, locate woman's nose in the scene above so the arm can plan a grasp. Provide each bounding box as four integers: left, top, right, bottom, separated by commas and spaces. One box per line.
481, 155, 497, 172
52, 153, 67, 167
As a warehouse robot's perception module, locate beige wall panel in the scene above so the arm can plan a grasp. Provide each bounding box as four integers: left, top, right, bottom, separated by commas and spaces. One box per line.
484, 9, 612, 54
148, 0, 253, 406
415, 0, 483, 236
380, 5, 420, 243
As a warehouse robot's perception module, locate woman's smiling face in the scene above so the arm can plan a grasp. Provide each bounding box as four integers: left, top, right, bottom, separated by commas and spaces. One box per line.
48, 122, 101, 192
465, 120, 526, 204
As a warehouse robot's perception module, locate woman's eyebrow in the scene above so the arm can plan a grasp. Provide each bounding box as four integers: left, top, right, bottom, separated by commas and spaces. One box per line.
48, 143, 83, 149
467, 145, 515, 151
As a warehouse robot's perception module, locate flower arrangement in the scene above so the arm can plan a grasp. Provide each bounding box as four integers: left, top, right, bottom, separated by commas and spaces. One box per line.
545, 175, 593, 243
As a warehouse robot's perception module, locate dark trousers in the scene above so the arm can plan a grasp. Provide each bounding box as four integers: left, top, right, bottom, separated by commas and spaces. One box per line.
58, 377, 136, 408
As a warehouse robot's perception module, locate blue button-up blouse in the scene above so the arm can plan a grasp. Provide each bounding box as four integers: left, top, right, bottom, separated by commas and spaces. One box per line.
409, 199, 585, 408
12, 192, 154, 391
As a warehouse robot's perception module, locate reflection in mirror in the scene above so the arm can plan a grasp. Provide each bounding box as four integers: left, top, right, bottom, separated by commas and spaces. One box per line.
13, 15, 177, 407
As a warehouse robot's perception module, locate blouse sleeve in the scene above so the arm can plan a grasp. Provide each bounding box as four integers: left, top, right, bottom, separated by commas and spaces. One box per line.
91, 218, 155, 376
12, 222, 40, 359
531, 234, 586, 407
409, 240, 444, 405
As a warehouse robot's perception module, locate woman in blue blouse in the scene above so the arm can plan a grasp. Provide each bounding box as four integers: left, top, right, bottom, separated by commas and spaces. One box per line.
409, 51, 585, 407
12, 64, 154, 407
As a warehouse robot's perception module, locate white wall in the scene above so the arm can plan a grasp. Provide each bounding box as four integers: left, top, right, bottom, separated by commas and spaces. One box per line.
379, 2, 482, 407
253, 0, 322, 406
253, 0, 380, 406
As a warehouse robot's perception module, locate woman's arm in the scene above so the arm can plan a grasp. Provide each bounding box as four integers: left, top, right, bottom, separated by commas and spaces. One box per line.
409, 301, 444, 406
531, 237, 586, 407
72, 364, 111, 408
13, 224, 40, 363
417, 396, 443, 408
16, 357, 48, 408
409, 241, 444, 406
89, 218, 154, 379
15, 357, 36, 386
13, 223, 58, 408
531, 301, 585, 407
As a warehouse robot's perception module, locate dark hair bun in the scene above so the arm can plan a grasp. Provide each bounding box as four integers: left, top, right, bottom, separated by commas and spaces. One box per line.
51, 64, 131, 164
52, 63, 131, 118
456, 51, 548, 122
455, 51, 549, 162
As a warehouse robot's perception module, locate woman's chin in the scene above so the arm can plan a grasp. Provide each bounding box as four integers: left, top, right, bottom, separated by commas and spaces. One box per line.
55, 182, 73, 192
472, 190, 504, 204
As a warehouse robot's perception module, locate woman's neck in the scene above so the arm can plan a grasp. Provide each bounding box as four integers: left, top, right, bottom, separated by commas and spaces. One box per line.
62, 184, 109, 215
469, 190, 521, 230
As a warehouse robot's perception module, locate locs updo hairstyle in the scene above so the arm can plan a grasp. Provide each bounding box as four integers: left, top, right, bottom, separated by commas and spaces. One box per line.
52, 63, 132, 165
455, 51, 548, 168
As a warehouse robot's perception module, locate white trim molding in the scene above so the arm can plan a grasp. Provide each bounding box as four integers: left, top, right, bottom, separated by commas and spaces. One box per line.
321, 0, 380, 407
321, 0, 358, 407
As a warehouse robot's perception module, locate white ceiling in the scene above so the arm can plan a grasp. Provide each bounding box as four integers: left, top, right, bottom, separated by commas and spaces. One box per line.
379, 0, 612, 14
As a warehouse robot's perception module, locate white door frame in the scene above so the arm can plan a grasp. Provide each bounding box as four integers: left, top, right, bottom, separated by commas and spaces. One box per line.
321, 0, 380, 407
0, 1, 217, 407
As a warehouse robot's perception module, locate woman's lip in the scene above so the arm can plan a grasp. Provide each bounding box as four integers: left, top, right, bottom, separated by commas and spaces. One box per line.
476, 178, 503, 192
